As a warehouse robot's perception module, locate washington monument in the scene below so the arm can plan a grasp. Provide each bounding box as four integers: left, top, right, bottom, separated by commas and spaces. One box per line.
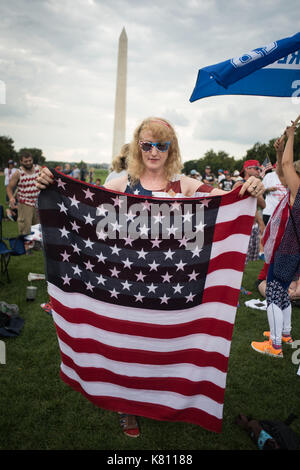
112, 27, 127, 159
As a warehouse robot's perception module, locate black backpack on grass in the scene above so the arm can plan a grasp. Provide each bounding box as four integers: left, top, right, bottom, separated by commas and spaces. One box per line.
260, 414, 300, 450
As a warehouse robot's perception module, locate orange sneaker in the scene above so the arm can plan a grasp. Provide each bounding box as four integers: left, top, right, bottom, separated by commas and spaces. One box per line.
251, 339, 283, 358
263, 331, 294, 345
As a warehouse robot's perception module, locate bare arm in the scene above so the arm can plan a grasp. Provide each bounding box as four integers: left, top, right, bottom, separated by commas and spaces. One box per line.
281, 125, 300, 202
6, 170, 20, 208
103, 174, 128, 192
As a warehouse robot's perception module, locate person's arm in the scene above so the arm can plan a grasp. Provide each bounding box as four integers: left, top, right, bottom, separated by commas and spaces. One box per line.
212, 176, 265, 198
274, 135, 285, 179
103, 174, 128, 192
281, 124, 300, 202
6, 170, 20, 208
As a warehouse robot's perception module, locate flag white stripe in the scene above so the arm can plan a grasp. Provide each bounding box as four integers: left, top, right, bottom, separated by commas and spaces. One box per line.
205, 269, 242, 290
53, 310, 232, 357
210, 233, 250, 259
60, 362, 224, 419
48, 282, 236, 325
216, 197, 256, 224
58, 338, 227, 388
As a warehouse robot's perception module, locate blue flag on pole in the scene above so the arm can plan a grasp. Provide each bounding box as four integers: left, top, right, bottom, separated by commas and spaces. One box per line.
190, 32, 300, 102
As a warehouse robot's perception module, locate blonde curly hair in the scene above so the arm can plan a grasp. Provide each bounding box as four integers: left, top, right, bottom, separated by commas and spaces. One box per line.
110, 143, 130, 173
127, 117, 183, 185
294, 159, 300, 176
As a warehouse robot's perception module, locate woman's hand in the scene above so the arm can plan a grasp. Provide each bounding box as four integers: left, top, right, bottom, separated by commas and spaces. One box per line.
239, 176, 265, 198
36, 167, 54, 189
285, 123, 296, 139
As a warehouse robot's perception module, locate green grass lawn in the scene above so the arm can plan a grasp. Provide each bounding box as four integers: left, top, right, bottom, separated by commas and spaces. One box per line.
0, 173, 300, 451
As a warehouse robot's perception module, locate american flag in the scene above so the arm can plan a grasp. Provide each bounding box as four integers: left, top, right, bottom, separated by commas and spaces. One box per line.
38, 170, 256, 433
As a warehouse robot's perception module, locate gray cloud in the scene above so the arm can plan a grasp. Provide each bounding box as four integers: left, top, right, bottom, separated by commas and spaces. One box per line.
0, 0, 299, 163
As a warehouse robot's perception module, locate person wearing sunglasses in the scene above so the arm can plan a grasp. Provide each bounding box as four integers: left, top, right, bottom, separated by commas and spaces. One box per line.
100, 118, 264, 199
36, 117, 265, 437
37, 118, 264, 200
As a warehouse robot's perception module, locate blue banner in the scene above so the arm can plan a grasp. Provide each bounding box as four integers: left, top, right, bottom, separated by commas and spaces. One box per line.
190, 32, 300, 102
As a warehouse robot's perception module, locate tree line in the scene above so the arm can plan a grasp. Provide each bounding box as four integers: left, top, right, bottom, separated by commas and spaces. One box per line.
0, 136, 46, 169
1, 127, 299, 173
183, 125, 300, 176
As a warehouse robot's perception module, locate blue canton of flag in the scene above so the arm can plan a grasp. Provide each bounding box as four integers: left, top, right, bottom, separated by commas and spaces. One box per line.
190, 32, 300, 101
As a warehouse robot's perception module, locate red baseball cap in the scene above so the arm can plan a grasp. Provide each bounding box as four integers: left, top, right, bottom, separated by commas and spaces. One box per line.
240, 159, 260, 177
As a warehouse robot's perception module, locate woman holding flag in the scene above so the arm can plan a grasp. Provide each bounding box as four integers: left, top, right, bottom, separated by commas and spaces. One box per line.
36, 116, 264, 437
251, 120, 300, 359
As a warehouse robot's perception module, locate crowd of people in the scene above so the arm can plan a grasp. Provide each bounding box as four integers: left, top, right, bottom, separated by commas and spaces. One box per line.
4, 115, 299, 444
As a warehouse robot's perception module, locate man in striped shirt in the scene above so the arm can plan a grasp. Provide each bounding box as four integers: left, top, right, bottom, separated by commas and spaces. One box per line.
6, 151, 40, 236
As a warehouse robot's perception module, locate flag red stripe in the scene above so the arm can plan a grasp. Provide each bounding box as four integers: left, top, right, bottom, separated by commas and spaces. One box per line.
60, 352, 225, 403
201, 285, 239, 307
213, 215, 254, 242
60, 370, 223, 433
207, 252, 246, 273
55, 325, 229, 372
51, 297, 233, 340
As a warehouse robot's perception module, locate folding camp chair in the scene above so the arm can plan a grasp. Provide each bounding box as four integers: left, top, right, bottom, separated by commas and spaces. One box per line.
0, 205, 11, 282
0, 205, 27, 283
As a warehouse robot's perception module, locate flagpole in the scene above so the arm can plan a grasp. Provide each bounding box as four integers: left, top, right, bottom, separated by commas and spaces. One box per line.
280, 114, 300, 140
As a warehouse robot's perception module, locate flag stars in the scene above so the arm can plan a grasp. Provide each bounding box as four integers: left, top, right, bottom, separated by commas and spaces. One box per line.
85, 281, 94, 292
72, 265, 82, 276
135, 271, 146, 282
161, 272, 172, 283
61, 273, 71, 285
110, 267, 120, 277
160, 294, 170, 304
147, 283, 157, 293
150, 237, 162, 248
96, 252, 107, 263
190, 246, 202, 258
61, 250, 71, 262
173, 283, 184, 294
148, 260, 159, 271
111, 196, 124, 207
68, 194, 80, 208
71, 243, 81, 255
57, 178, 66, 190
84, 238, 94, 249
175, 260, 186, 271
84, 260, 95, 271
70, 220, 80, 233
164, 248, 175, 260
57, 202, 68, 214
96, 204, 108, 217
185, 293, 196, 303
96, 275, 106, 285
111, 244, 121, 256
59, 226, 70, 238
84, 213, 95, 225
137, 248, 148, 259
121, 280, 132, 290
109, 288, 119, 299
188, 270, 199, 281
82, 187, 95, 200
122, 258, 133, 269
134, 292, 144, 303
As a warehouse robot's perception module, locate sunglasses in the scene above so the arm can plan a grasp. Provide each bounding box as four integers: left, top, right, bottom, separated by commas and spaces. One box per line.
247, 166, 260, 170
139, 140, 170, 153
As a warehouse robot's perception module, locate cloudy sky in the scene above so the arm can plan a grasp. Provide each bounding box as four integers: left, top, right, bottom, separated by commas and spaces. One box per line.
0, 0, 299, 166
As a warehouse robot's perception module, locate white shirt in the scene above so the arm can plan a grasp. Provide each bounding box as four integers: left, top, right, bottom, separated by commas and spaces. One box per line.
4, 167, 17, 186
262, 171, 287, 216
